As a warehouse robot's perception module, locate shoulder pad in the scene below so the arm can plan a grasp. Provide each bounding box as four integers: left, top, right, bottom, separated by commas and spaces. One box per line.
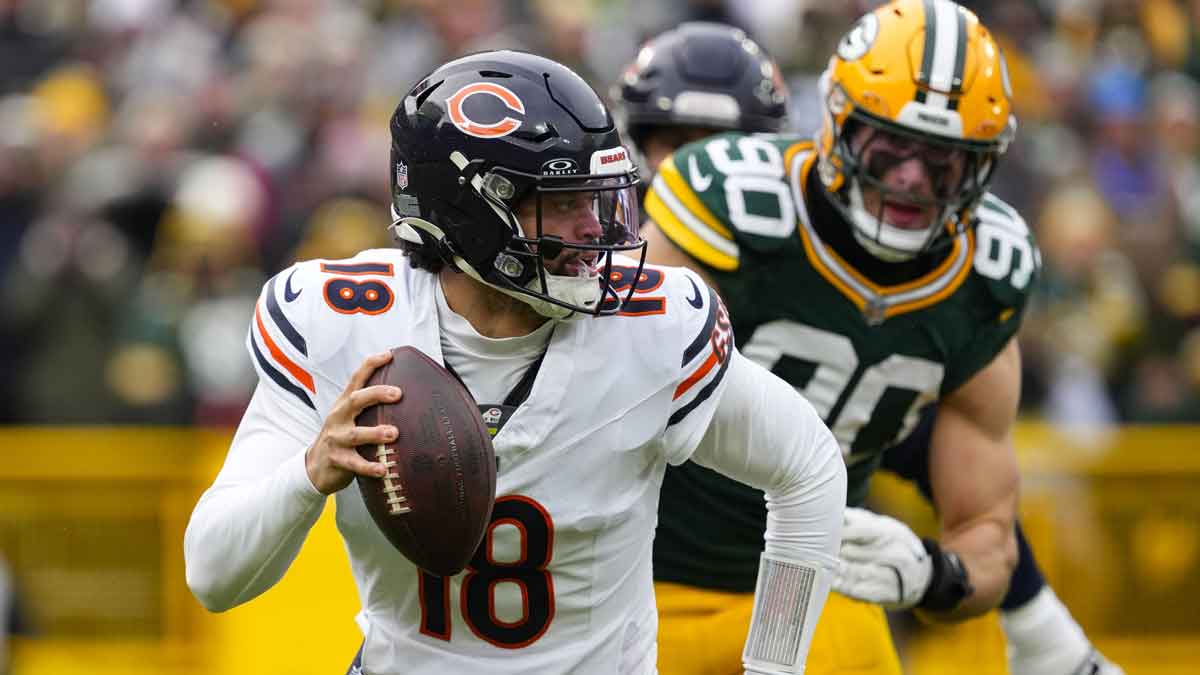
247, 250, 408, 411
971, 194, 1041, 312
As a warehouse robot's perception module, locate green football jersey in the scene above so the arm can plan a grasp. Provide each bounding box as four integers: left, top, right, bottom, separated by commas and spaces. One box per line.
646, 132, 1039, 591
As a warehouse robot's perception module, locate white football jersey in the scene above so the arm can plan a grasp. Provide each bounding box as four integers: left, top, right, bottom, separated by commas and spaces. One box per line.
247, 249, 735, 674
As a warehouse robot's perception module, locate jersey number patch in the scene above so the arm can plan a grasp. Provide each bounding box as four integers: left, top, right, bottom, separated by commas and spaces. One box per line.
742, 321, 944, 460
705, 136, 795, 239
974, 221, 1037, 290
418, 495, 555, 649
600, 265, 666, 316
321, 262, 395, 315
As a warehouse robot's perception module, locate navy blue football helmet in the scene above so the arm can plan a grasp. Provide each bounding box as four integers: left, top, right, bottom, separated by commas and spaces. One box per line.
612, 22, 789, 150
390, 50, 645, 319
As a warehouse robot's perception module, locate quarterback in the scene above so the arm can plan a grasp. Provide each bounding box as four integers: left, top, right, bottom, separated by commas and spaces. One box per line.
184, 51, 845, 675
638, 2, 1121, 674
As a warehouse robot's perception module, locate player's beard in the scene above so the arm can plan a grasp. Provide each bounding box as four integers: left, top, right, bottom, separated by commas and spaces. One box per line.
481, 280, 547, 326
543, 249, 600, 279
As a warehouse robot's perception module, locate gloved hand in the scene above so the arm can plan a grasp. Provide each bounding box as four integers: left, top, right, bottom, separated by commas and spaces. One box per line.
831, 507, 932, 609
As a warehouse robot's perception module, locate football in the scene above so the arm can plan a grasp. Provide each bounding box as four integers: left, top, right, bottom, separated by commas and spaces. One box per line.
354, 346, 496, 576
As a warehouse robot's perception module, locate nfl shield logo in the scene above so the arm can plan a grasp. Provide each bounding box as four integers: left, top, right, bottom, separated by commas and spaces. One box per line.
396, 162, 409, 190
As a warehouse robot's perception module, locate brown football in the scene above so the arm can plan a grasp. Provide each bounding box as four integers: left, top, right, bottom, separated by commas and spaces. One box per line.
354, 346, 496, 576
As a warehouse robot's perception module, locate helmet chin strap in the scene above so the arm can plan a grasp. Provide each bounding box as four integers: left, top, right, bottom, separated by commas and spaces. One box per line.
390, 212, 596, 322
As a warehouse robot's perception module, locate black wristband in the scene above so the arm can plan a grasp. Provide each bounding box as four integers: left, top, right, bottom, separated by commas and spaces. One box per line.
917, 538, 974, 612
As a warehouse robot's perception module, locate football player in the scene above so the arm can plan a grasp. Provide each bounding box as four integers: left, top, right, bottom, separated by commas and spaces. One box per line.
611, 22, 789, 186
630, 3, 1124, 674
184, 50, 847, 675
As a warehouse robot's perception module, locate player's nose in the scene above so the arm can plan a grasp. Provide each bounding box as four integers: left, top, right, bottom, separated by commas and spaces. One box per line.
571, 203, 603, 243
888, 156, 934, 195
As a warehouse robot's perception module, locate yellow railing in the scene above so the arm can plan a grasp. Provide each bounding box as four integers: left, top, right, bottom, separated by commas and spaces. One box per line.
872, 424, 1200, 675
1, 425, 1196, 674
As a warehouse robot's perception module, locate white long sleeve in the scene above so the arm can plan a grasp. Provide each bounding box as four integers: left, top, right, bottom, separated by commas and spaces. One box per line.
689, 350, 845, 568
689, 350, 846, 673
184, 385, 327, 612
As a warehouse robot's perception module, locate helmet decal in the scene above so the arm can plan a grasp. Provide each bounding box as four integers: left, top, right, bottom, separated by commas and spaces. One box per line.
837, 13, 879, 62
590, 147, 631, 175
395, 161, 409, 190
446, 82, 526, 139
915, 0, 968, 110
541, 158, 580, 176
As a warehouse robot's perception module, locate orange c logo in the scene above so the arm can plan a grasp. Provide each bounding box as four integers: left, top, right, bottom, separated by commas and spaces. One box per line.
446, 82, 525, 139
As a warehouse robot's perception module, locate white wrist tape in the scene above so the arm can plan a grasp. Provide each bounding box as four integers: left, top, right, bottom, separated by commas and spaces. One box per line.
742, 551, 832, 675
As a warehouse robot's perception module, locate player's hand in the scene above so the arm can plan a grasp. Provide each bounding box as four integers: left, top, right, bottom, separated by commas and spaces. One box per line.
832, 507, 932, 609
305, 351, 402, 495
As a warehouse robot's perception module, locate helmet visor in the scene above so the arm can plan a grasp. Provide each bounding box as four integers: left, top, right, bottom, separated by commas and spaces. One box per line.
853, 124, 977, 204
486, 168, 648, 316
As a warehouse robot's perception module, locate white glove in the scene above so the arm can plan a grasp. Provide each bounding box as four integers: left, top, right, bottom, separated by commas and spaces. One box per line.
832, 507, 932, 609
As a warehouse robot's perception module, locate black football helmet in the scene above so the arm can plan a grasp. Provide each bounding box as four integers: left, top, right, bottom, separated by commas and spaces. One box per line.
389, 50, 645, 319
612, 22, 789, 151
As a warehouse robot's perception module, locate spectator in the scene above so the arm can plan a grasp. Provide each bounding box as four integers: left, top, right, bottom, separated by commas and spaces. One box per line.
0, 0, 1195, 424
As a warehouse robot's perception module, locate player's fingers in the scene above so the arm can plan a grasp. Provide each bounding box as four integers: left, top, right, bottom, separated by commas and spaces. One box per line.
345, 350, 394, 393
332, 446, 389, 479
339, 423, 398, 448
346, 385, 402, 414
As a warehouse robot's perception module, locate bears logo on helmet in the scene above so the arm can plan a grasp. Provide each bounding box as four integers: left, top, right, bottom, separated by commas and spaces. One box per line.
446, 82, 526, 139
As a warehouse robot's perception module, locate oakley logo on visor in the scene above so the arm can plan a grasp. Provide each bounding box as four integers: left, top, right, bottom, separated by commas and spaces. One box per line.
447, 82, 525, 139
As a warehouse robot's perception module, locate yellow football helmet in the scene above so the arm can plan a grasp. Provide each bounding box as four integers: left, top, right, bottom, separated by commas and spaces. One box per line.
816, 0, 1016, 261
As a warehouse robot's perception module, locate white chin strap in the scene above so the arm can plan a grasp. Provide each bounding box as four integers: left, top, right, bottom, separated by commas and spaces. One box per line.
844, 182, 949, 262
466, 261, 599, 321
525, 271, 602, 320
391, 211, 599, 321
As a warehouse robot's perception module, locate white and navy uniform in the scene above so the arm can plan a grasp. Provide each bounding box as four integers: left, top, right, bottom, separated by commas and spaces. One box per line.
185, 249, 845, 675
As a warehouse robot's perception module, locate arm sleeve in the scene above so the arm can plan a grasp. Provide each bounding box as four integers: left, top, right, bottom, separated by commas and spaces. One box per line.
184, 384, 326, 612
689, 351, 846, 674
689, 350, 845, 571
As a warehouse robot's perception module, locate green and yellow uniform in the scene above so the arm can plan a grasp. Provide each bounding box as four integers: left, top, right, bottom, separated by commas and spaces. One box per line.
647, 133, 1039, 675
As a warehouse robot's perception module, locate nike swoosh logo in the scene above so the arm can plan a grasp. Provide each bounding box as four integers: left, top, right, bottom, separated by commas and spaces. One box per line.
283, 270, 302, 302
685, 276, 704, 309
688, 155, 713, 192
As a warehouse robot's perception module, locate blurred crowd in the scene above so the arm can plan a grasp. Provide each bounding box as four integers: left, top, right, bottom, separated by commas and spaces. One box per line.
0, 0, 1198, 426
